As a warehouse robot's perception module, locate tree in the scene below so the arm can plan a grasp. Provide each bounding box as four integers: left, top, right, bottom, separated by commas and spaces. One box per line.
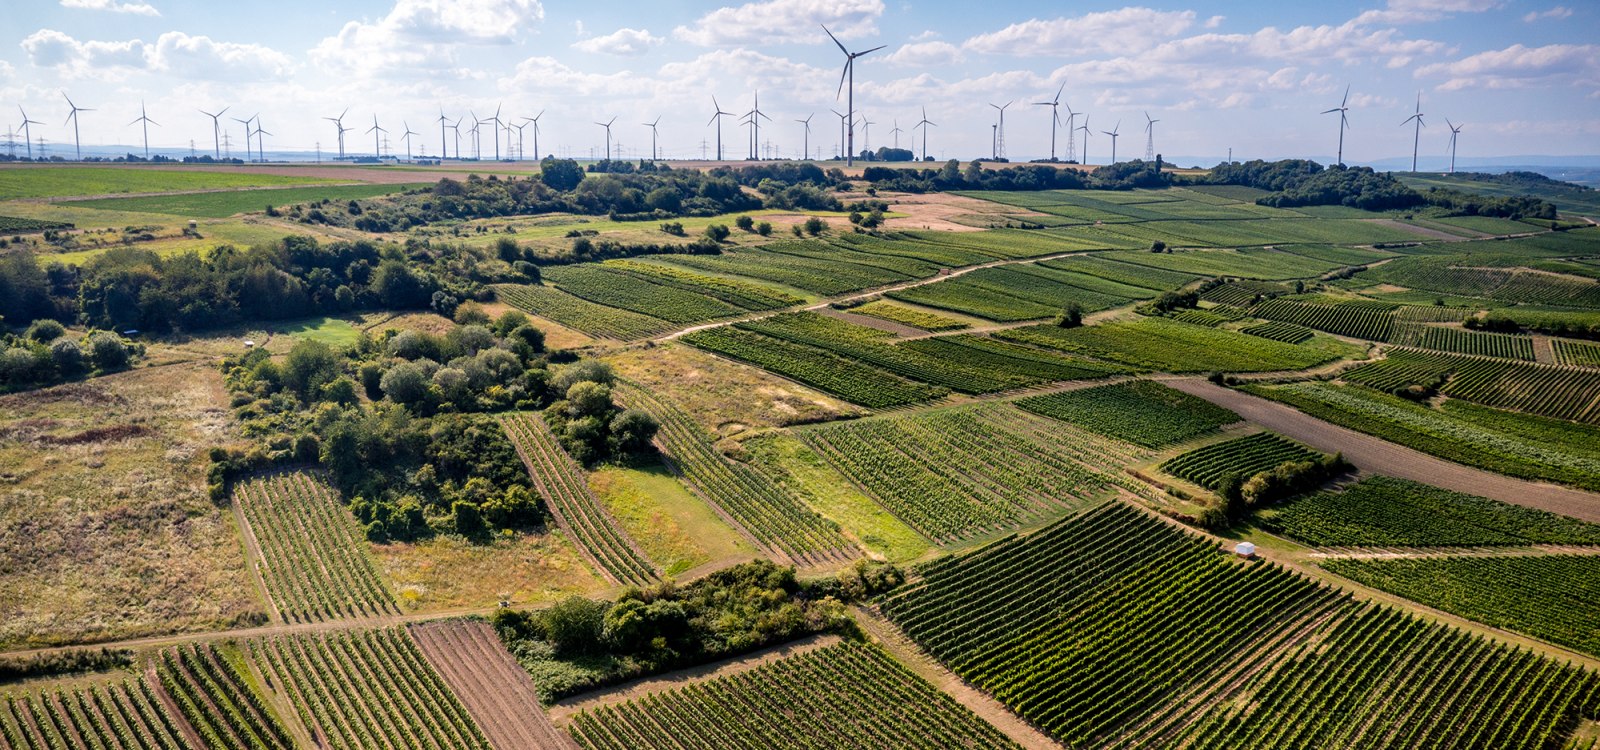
566, 381, 614, 419
282, 338, 340, 401
25, 319, 64, 342
540, 157, 585, 191
544, 596, 606, 656
452, 500, 486, 537
803, 217, 827, 236
704, 224, 731, 242
380, 362, 431, 405
644, 187, 682, 214
756, 221, 773, 236
735, 215, 755, 232
608, 408, 659, 457
86, 332, 131, 371
1055, 302, 1084, 328
49, 339, 85, 376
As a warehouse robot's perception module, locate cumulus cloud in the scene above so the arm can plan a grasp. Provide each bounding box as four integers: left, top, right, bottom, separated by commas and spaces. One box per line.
498, 56, 650, 98
313, 0, 544, 75
884, 41, 962, 67
59, 0, 160, 17
674, 0, 884, 46
572, 28, 663, 56
963, 9, 1197, 57
1416, 43, 1600, 91
1353, 0, 1501, 25
1523, 6, 1572, 21
21, 29, 148, 76
21, 29, 291, 80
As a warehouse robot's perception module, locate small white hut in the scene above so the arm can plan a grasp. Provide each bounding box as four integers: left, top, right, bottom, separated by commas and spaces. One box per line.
1234, 541, 1257, 558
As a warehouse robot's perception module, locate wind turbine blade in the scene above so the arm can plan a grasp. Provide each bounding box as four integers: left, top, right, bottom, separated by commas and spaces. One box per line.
1055, 81, 1067, 102
821, 25, 848, 54
1321, 108, 1342, 114
836, 59, 850, 99
859, 45, 886, 56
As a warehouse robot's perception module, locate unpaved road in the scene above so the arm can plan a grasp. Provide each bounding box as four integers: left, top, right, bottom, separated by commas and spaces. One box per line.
1167, 378, 1600, 523
411, 620, 576, 750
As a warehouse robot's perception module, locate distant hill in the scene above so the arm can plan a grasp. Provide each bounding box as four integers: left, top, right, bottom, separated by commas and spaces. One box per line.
1398, 171, 1600, 219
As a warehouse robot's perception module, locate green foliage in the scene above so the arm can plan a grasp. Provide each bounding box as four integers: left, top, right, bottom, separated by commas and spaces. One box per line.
540, 157, 585, 191
997, 317, 1332, 373
1016, 380, 1240, 448
1160, 432, 1328, 490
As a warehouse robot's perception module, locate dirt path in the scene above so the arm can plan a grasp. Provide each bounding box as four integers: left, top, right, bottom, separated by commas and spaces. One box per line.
1307, 544, 1600, 560
1165, 378, 1600, 522
813, 305, 926, 337
411, 620, 576, 750
229, 499, 283, 625
1369, 219, 1471, 242
851, 606, 1067, 750
143, 665, 208, 750
546, 634, 842, 724
1532, 334, 1556, 364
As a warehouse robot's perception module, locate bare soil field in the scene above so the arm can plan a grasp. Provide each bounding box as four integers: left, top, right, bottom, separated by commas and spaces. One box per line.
411, 619, 577, 750
881, 190, 1037, 232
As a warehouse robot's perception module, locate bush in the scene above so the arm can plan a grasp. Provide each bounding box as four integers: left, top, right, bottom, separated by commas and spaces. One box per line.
735, 215, 755, 232
85, 332, 132, 371
803, 217, 827, 236
1055, 302, 1084, 328
756, 221, 773, 236
704, 223, 731, 242
25, 319, 64, 342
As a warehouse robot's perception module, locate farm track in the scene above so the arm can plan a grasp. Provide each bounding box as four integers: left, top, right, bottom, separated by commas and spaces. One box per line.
1307, 544, 1600, 560
229, 500, 284, 625
1167, 378, 1600, 523
411, 620, 576, 750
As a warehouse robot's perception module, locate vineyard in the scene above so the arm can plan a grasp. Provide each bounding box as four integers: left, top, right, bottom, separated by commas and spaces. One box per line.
799, 404, 1144, 542
886, 278, 1058, 321
541, 265, 744, 325
881, 502, 1600, 749
1251, 298, 1396, 340
1554, 337, 1600, 367
1342, 348, 1600, 424
601, 259, 802, 310
0, 678, 190, 750
1160, 432, 1325, 489
500, 413, 659, 586
233, 471, 398, 623
1260, 476, 1600, 548
567, 641, 1021, 750
1324, 555, 1600, 658
1200, 280, 1293, 307
1041, 253, 1200, 290
1241, 320, 1314, 343
1015, 379, 1240, 448
497, 283, 674, 341
1363, 255, 1600, 308
849, 300, 969, 331
409, 620, 575, 750
157, 643, 292, 750
681, 326, 948, 408
0, 216, 71, 233
660, 246, 912, 296
616, 383, 855, 563
997, 317, 1333, 372
1389, 323, 1536, 360
250, 627, 492, 750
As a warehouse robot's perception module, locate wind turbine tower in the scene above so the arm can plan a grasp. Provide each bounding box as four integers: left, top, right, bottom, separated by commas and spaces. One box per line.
323, 108, 350, 159
401, 121, 419, 161
1033, 83, 1066, 161
62, 92, 93, 160
795, 114, 813, 162
744, 91, 771, 161
989, 102, 1011, 160
1101, 120, 1121, 164
232, 114, 256, 162
129, 101, 158, 159
1322, 85, 1351, 167
644, 116, 662, 161
253, 119, 271, 161
890, 119, 902, 150
708, 97, 734, 161
200, 107, 229, 159
17, 107, 42, 160
1400, 92, 1425, 173
523, 111, 545, 161
1447, 119, 1463, 174
823, 25, 885, 167
367, 115, 387, 158
1143, 112, 1159, 162
913, 107, 936, 162
596, 116, 617, 161
830, 109, 848, 159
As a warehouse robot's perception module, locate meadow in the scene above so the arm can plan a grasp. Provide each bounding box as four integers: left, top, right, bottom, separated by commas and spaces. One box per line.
0, 166, 337, 200
66, 182, 428, 218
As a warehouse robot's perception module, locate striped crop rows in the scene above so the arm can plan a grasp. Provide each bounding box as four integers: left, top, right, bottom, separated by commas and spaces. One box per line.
568, 641, 1021, 750
1160, 432, 1324, 489
497, 283, 675, 341
234, 471, 397, 623
1252, 298, 1396, 340
616, 383, 855, 563
1553, 338, 1600, 367
1, 679, 190, 750
1242, 320, 1314, 343
157, 644, 292, 750
682, 326, 948, 408
1389, 323, 1535, 361
500, 412, 658, 586
250, 628, 491, 750
1343, 348, 1600, 424
799, 404, 1145, 543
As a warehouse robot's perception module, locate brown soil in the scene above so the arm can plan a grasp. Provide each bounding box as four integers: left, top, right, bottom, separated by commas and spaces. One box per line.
410, 620, 575, 750
1166, 378, 1600, 522
881, 191, 1023, 232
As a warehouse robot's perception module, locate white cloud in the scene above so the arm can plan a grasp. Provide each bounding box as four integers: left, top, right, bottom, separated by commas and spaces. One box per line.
498, 56, 650, 99
1416, 43, 1600, 91
313, 0, 544, 75
909, 30, 940, 41
674, 0, 884, 46
20, 29, 148, 77
1522, 6, 1572, 22
59, 0, 160, 17
572, 28, 663, 56
1353, 0, 1501, 25
150, 32, 294, 80
1204, 15, 1225, 29
964, 9, 1197, 57
884, 40, 961, 67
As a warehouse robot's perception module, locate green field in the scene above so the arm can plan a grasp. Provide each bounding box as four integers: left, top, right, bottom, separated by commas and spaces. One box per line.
67, 183, 428, 218
1015, 379, 1240, 448
1398, 172, 1600, 219
0, 166, 337, 200
997, 317, 1343, 373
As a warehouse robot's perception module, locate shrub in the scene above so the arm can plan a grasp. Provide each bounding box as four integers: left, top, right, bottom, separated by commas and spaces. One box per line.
704, 223, 731, 242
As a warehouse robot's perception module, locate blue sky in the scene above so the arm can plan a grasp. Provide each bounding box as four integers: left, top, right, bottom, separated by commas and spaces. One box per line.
3, 0, 1596, 164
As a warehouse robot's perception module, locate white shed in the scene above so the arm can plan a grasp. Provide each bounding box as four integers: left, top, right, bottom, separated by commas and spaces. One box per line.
1234, 542, 1257, 558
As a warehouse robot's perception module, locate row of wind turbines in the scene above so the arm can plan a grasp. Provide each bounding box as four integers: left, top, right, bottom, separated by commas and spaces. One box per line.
1324, 86, 1466, 173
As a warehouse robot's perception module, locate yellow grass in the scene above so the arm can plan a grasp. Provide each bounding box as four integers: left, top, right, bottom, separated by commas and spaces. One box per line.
372, 529, 607, 611
589, 464, 756, 577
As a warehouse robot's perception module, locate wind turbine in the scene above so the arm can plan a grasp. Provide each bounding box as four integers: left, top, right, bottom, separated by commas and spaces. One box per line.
511, 121, 528, 160
913, 106, 936, 162
1033, 82, 1066, 161
830, 109, 848, 159
1077, 115, 1091, 165
1446, 119, 1463, 174
795, 114, 813, 161
1143, 111, 1159, 162
823, 24, 885, 167
253, 119, 272, 161
323, 108, 350, 159
859, 115, 875, 155
1101, 120, 1121, 164
129, 101, 158, 159
18, 106, 42, 160
467, 111, 480, 159
401, 121, 419, 161
643, 116, 661, 161
596, 116, 617, 161
367, 115, 387, 158
436, 109, 450, 160
487, 104, 504, 161
890, 119, 903, 150
1321, 85, 1351, 167
200, 106, 229, 159
743, 91, 771, 161
522, 110, 545, 161
232, 114, 256, 162
1400, 92, 1425, 173
989, 101, 1011, 160
708, 97, 734, 161
62, 92, 93, 160
449, 118, 463, 160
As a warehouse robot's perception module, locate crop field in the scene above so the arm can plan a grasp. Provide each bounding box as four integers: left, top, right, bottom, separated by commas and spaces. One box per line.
1553, 338, 1600, 367
1016, 380, 1240, 448
1247, 381, 1600, 492
0, 678, 191, 750
798, 404, 1145, 542
500, 413, 659, 586
601, 259, 802, 310
768, 239, 943, 278
410, 620, 573, 750
1242, 320, 1315, 343
497, 283, 676, 341
1252, 298, 1397, 340
1040, 253, 1200, 290
1106, 248, 1336, 279
682, 326, 948, 407
881, 501, 1600, 749
1363, 255, 1600, 308
1430, 215, 1542, 235
997, 317, 1336, 372
1342, 348, 1600, 424
616, 384, 855, 563
898, 334, 1123, 383
906, 227, 1112, 258
1324, 555, 1600, 658
1161, 432, 1325, 488
0, 215, 72, 233
828, 232, 998, 266
0, 166, 336, 200
233, 471, 397, 623
251, 627, 492, 750
1200, 280, 1294, 306
568, 641, 1019, 750
157, 643, 292, 750
1389, 323, 1535, 360
1260, 476, 1600, 548
659, 246, 912, 296
886, 278, 1058, 321
542, 265, 744, 325
66, 183, 428, 218
849, 300, 969, 330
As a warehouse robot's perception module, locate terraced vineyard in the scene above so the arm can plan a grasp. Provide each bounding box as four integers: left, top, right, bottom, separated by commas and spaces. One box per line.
881, 502, 1600, 749
1260, 476, 1600, 547
682, 326, 948, 407
157, 643, 292, 750
0, 679, 191, 750
500, 412, 658, 586
233, 471, 398, 623
1252, 298, 1396, 340
616, 383, 855, 563
1342, 348, 1600, 424
498, 283, 674, 341
1389, 323, 1535, 360
1325, 555, 1600, 658
1016, 379, 1240, 448
1160, 432, 1325, 488
798, 404, 1146, 542
250, 628, 491, 750
568, 641, 1020, 750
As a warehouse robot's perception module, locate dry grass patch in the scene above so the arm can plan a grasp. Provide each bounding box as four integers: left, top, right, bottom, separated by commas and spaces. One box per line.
372, 530, 607, 611
589, 464, 756, 577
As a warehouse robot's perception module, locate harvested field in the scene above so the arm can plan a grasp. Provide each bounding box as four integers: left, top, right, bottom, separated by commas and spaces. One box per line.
411, 620, 576, 750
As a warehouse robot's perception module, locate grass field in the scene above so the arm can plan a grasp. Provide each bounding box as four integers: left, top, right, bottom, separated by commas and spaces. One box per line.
0, 166, 337, 200
588, 464, 756, 577
66, 183, 428, 218
997, 316, 1345, 373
